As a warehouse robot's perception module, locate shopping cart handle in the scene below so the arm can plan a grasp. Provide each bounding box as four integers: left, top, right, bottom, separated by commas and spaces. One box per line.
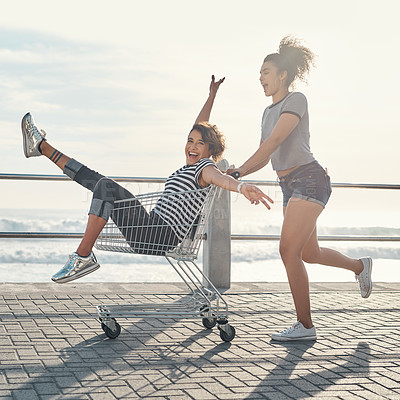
230, 171, 241, 179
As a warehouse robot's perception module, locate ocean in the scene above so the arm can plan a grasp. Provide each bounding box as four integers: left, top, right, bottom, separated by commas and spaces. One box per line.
0, 192, 399, 283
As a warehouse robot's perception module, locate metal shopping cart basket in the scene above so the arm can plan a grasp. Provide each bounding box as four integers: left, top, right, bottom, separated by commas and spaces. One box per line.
94, 184, 236, 342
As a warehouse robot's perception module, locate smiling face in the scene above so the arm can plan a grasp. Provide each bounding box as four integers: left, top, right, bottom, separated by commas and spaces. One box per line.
185, 130, 212, 165
259, 61, 288, 100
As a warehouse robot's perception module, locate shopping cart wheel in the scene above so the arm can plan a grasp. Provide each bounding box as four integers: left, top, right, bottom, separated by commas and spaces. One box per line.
99, 318, 107, 332
218, 324, 236, 342
202, 317, 217, 329
102, 319, 121, 339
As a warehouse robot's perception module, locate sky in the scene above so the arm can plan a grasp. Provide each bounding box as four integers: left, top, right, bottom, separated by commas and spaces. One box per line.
1, 0, 399, 214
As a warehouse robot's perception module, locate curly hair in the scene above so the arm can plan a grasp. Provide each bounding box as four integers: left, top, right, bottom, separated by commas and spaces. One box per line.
264, 35, 315, 88
190, 122, 226, 162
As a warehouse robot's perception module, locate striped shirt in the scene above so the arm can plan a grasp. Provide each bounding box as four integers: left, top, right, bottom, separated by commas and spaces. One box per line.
153, 158, 216, 240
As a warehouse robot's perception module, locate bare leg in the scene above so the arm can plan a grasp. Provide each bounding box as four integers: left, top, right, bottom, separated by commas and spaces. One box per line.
40, 140, 70, 171
302, 228, 363, 274
76, 214, 106, 257
280, 198, 365, 329
280, 198, 324, 329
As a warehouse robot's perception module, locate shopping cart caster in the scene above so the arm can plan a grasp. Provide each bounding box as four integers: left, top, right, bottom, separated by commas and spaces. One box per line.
100, 318, 121, 339
202, 317, 217, 329
99, 318, 106, 332
218, 321, 236, 342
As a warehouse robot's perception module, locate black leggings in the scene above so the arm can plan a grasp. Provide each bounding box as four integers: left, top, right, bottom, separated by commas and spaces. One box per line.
63, 158, 179, 255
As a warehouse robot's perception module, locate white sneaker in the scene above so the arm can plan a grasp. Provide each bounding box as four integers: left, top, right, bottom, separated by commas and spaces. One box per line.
356, 257, 373, 298
271, 321, 317, 342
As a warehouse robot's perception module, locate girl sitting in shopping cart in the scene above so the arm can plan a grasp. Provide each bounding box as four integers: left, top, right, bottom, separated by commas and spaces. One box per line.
21, 75, 273, 284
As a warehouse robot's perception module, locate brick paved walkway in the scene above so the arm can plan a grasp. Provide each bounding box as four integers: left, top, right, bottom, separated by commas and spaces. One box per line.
1, 282, 399, 399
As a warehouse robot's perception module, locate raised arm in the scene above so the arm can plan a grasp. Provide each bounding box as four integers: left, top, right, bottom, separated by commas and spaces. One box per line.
200, 165, 274, 209
194, 75, 225, 124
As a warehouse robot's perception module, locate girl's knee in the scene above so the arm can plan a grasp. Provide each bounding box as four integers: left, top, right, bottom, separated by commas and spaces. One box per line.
279, 241, 301, 264
302, 249, 321, 264
93, 178, 117, 201
302, 254, 317, 264
94, 177, 133, 202
94, 177, 114, 189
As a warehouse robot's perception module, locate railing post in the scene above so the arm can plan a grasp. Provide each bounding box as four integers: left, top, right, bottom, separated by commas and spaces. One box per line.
203, 159, 231, 289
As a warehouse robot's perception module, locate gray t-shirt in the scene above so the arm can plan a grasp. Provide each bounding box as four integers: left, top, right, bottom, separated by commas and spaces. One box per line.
261, 92, 315, 171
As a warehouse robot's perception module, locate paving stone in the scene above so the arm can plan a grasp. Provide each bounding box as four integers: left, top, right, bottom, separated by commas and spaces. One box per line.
0, 282, 399, 399
184, 387, 216, 399
33, 382, 60, 395
12, 389, 40, 400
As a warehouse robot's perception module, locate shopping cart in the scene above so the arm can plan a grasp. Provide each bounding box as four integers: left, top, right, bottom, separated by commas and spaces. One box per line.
94, 184, 236, 342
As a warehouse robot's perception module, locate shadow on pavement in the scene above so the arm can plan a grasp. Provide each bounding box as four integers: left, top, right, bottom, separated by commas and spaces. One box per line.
9, 293, 232, 398
245, 341, 371, 399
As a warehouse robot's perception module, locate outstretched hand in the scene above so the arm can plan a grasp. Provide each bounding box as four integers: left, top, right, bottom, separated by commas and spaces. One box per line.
194, 75, 225, 125
209, 75, 225, 97
241, 183, 274, 209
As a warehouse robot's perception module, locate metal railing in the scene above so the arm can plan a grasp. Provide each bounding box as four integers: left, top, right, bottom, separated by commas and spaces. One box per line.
1, 172, 399, 243
1, 172, 400, 189
0, 173, 167, 184
2, 171, 399, 287
1, 232, 399, 242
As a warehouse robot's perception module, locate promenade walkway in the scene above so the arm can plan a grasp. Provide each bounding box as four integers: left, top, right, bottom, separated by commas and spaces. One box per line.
1, 281, 399, 399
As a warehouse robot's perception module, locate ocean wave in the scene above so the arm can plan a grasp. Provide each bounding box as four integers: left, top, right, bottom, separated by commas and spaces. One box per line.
0, 240, 398, 265
231, 243, 400, 263
318, 226, 400, 236
0, 240, 166, 265
0, 214, 399, 266
231, 247, 400, 263
237, 224, 400, 237
0, 217, 86, 233
2, 216, 400, 237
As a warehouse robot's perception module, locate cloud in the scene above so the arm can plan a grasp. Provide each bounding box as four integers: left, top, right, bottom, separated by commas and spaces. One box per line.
0, 27, 189, 159
0, 27, 177, 112
1, 1, 400, 193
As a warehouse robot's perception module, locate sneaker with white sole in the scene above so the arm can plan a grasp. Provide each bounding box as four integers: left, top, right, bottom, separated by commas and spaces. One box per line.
356, 257, 373, 298
52, 252, 100, 284
21, 112, 46, 158
271, 321, 317, 342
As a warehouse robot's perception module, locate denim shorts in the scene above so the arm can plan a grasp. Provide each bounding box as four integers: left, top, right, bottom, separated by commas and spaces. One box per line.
278, 161, 332, 208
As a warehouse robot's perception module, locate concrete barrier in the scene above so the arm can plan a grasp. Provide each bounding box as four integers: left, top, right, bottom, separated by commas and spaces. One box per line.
203, 159, 232, 289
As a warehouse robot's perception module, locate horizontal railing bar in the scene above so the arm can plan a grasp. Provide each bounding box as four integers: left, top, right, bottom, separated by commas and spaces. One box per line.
232, 234, 400, 242
0, 173, 167, 183
1, 232, 399, 242
0, 173, 399, 189
328, 182, 400, 190
0, 232, 84, 239
239, 180, 400, 190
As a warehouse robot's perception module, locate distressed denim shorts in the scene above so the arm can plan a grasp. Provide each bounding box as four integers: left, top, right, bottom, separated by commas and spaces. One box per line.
278, 161, 332, 208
